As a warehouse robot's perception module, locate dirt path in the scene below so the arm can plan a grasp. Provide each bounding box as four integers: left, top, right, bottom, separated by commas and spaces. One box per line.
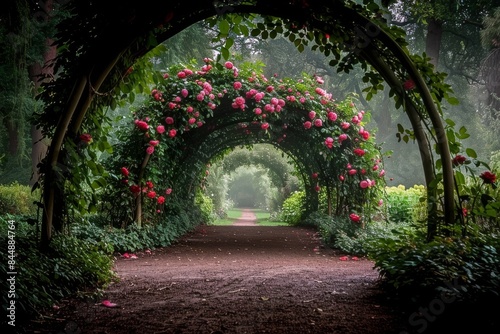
19, 225, 415, 334
231, 208, 258, 226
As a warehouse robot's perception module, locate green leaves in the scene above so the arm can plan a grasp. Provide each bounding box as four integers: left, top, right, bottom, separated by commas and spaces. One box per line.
465, 148, 477, 159
395, 123, 414, 143
218, 19, 230, 36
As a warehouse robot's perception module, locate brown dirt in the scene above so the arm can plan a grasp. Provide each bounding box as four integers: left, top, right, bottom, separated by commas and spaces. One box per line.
19, 210, 427, 334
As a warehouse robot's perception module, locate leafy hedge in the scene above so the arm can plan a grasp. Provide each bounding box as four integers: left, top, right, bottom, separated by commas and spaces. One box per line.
1, 199, 206, 322
280, 191, 306, 225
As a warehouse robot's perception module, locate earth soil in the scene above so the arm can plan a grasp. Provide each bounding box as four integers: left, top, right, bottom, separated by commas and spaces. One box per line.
16, 209, 493, 334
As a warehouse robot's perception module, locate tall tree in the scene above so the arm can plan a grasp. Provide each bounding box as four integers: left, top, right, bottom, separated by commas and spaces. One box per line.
29, 0, 58, 187
384, 0, 500, 157
481, 7, 500, 114
0, 0, 59, 185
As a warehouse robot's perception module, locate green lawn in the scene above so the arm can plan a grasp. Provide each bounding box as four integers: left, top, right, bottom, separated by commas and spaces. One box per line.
252, 209, 288, 226
212, 208, 288, 226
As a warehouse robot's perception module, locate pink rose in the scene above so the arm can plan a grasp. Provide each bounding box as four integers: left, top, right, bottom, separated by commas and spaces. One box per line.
327, 111, 337, 121
324, 137, 334, 149
120, 167, 129, 177
349, 213, 360, 223
136, 120, 149, 131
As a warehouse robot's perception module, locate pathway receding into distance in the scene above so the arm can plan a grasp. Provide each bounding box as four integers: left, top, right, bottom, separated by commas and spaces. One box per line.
231, 208, 258, 226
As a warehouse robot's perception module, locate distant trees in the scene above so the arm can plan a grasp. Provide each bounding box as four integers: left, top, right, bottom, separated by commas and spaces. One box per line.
0, 0, 60, 185
386, 0, 500, 156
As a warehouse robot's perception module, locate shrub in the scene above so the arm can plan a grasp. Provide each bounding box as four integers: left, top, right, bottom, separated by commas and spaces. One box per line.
0, 182, 39, 216
385, 185, 426, 223
306, 211, 413, 256
0, 217, 115, 320
280, 191, 306, 225
368, 230, 500, 303
195, 190, 215, 225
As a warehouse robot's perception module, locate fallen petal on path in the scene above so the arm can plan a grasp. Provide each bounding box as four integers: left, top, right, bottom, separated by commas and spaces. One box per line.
102, 300, 118, 308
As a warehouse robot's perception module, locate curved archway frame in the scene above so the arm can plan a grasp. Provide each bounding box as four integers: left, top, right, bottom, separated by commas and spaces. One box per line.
38, 0, 455, 248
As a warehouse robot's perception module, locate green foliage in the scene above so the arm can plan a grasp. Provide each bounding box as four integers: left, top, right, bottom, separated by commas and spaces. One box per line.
209, 144, 300, 213
73, 205, 203, 253
0, 182, 39, 216
0, 217, 115, 319
195, 189, 215, 225
450, 153, 500, 235
280, 191, 306, 225
305, 211, 412, 256
481, 7, 500, 49
385, 185, 427, 223
368, 231, 500, 303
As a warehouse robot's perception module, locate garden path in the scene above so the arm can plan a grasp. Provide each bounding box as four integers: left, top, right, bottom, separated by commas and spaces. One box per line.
231, 208, 258, 226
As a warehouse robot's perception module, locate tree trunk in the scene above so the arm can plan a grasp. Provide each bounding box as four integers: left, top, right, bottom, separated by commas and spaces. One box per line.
5, 118, 20, 156
29, 34, 56, 188
425, 19, 443, 68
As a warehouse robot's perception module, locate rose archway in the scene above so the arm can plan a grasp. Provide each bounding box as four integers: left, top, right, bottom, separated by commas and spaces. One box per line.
36, 0, 476, 248
102, 59, 385, 227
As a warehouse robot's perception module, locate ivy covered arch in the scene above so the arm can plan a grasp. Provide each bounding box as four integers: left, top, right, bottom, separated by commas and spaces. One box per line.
38, 0, 459, 248
213, 144, 301, 202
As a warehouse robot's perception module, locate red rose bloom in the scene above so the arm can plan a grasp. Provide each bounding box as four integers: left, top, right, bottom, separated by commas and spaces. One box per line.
353, 148, 365, 157
349, 213, 360, 223
136, 120, 149, 131
157, 196, 165, 204
79, 133, 92, 143
120, 167, 129, 177
403, 79, 416, 90
480, 171, 496, 184
452, 155, 467, 166
129, 185, 141, 194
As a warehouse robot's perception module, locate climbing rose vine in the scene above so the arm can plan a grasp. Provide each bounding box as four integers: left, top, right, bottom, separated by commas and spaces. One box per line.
108, 58, 387, 224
